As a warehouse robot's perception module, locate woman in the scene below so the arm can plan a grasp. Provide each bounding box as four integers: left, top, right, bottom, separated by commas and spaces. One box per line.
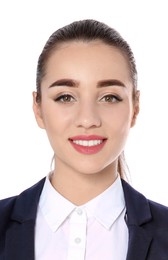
0, 19, 168, 260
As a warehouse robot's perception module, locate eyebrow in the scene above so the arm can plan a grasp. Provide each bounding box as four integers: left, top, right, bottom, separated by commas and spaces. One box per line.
49, 79, 78, 88
97, 79, 126, 88
48, 78, 126, 88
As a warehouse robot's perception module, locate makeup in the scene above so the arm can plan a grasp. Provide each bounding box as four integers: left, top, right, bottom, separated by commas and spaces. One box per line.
69, 135, 107, 155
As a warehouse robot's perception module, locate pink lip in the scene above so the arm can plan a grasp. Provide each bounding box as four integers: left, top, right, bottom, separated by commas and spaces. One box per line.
69, 135, 107, 155
70, 135, 106, 141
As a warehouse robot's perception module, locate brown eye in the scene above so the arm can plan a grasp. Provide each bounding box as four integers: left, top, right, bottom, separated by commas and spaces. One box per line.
55, 94, 75, 103
100, 94, 123, 103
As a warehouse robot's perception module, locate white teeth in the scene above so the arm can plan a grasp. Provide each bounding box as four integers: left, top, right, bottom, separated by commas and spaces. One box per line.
73, 140, 103, 146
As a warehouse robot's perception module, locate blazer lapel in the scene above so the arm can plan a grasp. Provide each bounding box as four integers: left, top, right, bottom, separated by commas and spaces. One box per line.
4, 178, 45, 260
126, 225, 152, 260
122, 180, 153, 260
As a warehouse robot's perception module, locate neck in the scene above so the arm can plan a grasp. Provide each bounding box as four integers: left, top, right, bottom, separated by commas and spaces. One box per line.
51, 162, 118, 206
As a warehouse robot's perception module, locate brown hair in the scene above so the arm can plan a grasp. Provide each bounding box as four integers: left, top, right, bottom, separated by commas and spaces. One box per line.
36, 19, 138, 180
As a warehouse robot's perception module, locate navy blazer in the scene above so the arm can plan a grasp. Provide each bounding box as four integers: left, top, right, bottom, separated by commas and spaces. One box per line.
0, 178, 168, 260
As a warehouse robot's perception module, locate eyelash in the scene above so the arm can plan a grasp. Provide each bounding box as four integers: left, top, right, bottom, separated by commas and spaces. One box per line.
54, 94, 76, 103
54, 94, 123, 103
99, 94, 123, 103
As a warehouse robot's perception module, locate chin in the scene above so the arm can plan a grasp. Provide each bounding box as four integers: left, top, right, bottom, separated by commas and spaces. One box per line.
75, 163, 114, 176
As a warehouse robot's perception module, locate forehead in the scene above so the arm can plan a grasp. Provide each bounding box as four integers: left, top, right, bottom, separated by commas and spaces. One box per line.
43, 40, 131, 83
49, 40, 128, 64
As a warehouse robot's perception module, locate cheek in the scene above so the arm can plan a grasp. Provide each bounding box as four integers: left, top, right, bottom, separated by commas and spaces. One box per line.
41, 102, 74, 133
101, 104, 133, 128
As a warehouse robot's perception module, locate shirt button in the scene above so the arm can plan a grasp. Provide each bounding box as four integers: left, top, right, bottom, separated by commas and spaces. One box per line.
74, 237, 81, 244
76, 208, 83, 215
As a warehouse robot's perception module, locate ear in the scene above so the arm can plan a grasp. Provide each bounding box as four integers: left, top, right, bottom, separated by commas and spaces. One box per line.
32, 91, 45, 129
131, 90, 140, 127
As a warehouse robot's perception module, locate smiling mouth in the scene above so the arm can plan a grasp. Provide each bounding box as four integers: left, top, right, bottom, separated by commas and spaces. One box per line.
72, 139, 103, 147
69, 136, 107, 154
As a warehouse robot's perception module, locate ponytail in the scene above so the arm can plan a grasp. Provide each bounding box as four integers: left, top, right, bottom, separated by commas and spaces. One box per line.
117, 151, 129, 181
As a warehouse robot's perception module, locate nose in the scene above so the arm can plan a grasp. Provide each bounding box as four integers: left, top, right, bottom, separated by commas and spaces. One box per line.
75, 101, 101, 129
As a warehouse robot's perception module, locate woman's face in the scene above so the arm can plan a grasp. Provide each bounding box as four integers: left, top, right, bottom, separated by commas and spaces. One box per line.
33, 41, 139, 175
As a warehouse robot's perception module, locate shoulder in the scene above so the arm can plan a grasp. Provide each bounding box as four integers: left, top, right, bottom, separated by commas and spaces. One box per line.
0, 196, 18, 238
121, 179, 168, 227
0, 196, 17, 219
0, 178, 46, 233
148, 199, 168, 224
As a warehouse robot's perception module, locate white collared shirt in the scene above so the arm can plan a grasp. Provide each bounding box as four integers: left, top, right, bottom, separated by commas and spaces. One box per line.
35, 175, 128, 259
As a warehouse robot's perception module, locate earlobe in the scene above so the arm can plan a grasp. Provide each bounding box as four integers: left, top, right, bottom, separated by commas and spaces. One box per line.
131, 90, 140, 127
32, 91, 45, 129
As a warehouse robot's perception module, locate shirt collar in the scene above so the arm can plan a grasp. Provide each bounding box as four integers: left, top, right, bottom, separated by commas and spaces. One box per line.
39, 175, 75, 232
39, 174, 125, 232
84, 175, 126, 229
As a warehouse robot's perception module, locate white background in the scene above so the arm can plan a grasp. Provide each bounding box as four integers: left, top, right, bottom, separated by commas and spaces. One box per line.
0, 0, 168, 205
